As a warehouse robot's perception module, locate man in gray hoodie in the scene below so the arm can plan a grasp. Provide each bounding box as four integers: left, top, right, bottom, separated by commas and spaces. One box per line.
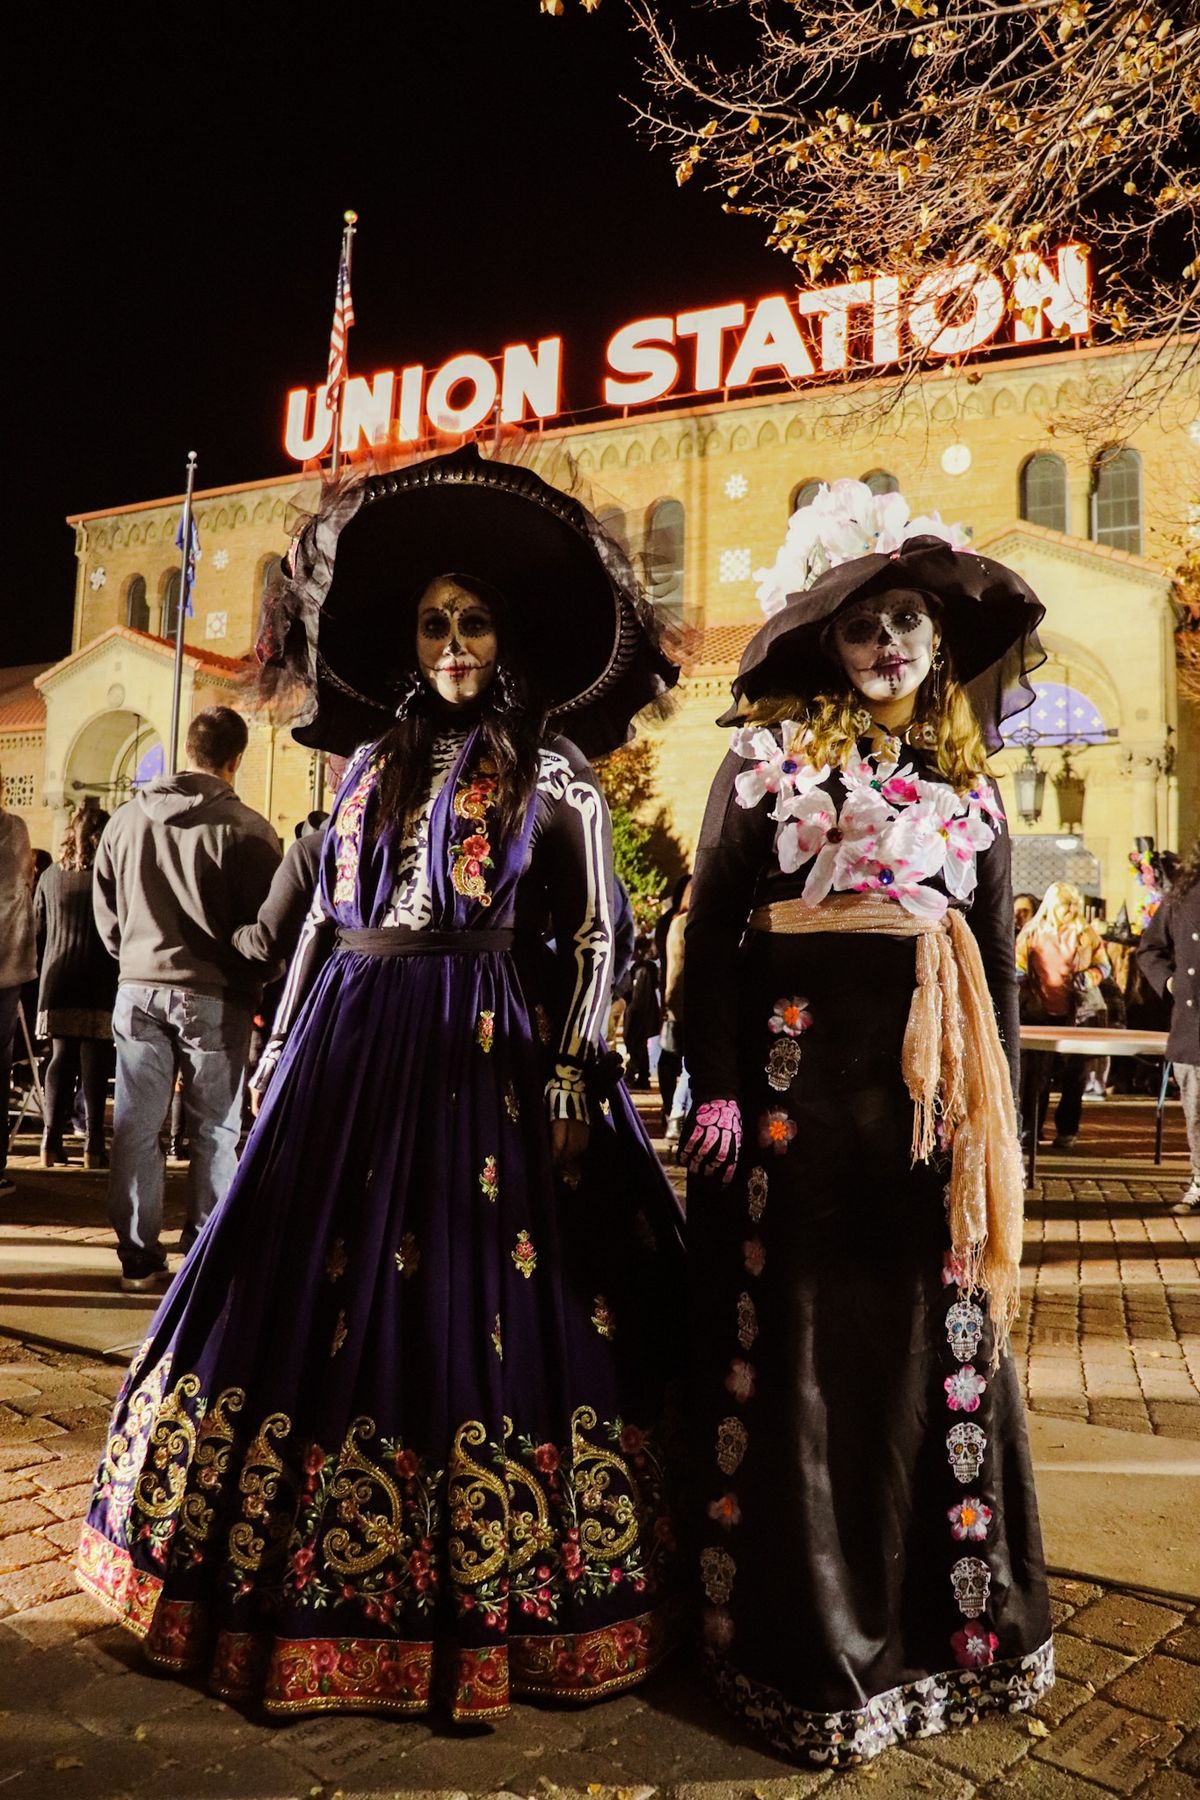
94, 707, 280, 1289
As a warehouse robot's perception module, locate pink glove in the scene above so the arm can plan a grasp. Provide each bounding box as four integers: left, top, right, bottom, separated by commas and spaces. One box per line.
679, 1100, 742, 1185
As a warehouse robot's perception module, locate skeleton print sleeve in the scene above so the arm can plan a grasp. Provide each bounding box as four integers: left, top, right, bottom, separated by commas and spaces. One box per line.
535, 742, 616, 1127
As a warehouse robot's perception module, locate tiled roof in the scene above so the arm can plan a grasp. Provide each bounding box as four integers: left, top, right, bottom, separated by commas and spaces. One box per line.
36, 626, 251, 689
0, 664, 51, 732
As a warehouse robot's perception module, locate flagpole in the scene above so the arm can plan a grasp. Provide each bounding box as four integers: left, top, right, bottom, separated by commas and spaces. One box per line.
328, 210, 358, 478
167, 451, 198, 777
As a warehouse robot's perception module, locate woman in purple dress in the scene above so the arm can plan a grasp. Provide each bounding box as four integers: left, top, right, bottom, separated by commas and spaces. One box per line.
77, 445, 685, 1721
680, 486, 1054, 1766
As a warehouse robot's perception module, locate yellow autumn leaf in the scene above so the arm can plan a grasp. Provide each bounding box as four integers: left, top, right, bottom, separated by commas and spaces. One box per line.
1027, 1717, 1050, 1738
540, 0, 564, 13
896, 164, 913, 189
747, 116, 761, 135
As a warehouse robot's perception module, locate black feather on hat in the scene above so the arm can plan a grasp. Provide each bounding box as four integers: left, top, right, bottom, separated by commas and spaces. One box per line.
718, 536, 1046, 749
255, 443, 679, 760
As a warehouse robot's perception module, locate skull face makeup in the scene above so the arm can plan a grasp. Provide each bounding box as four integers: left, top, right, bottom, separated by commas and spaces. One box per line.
415, 576, 498, 707
830, 590, 938, 706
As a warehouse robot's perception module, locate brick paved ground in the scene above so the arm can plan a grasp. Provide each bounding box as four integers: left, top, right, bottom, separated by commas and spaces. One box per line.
1014, 1172, 1200, 1439
1, 1334, 1198, 1800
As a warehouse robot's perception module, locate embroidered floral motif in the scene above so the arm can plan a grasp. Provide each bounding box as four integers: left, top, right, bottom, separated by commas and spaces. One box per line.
332, 758, 379, 907
703, 1605, 735, 1650
948, 1497, 992, 1542
707, 1491, 742, 1530
504, 1081, 520, 1123
743, 1238, 766, 1279
765, 1037, 803, 1093
450, 759, 499, 908
746, 1166, 768, 1221
951, 1623, 1000, 1669
591, 1296, 615, 1339
945, 1365, 987, 1413
950, 1555, 992, 1617
736, 1292, 758, 1351
475, 1010, 495, 1053
716, 1417, 749, 1475
394, 1233, 420, 1278
700, 1546, 736, 1605
325, 1239, 348, 1282
946, 1422, 987, 1483
758, 1109, 797, 1155
479, 1156, 499, 1204
946, 1299, 986, 1362
725, 1360, 756, 1403
330, 1312, 348, 1357
491, 1314, 503, 1360
769, 996, 812, 1038
512, 1231, 537, 1279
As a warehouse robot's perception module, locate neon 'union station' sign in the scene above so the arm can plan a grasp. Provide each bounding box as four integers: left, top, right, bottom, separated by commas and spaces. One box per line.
283, 245, 1091, 462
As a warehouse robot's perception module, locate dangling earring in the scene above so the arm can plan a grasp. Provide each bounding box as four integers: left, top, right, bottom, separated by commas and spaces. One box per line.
391, 669, 426, 722
930, 650, 944, 712
851, 705, 874, 738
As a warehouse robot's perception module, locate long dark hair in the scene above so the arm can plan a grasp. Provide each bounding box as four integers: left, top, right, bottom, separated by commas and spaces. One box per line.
372, 575, 544, 845
1171, 838, 1200, 899
59, 798, 109, 873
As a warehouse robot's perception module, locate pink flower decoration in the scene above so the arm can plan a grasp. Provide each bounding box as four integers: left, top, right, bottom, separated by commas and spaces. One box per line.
948, 1497, 993, 1541
725, 1359, 756, 1403
951, 1624, 999, 1669
743, 1237, 766, 1278
942, 1249, 969, 1287
758, 1109, 797, 1155
769, 996, 812, 1037
707, 1492, 742, 1530
945, 1365, 988, 1413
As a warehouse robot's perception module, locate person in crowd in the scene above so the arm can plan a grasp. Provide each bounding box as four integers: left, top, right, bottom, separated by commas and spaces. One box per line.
92, 706, 280, 1290
1013, 891, 1039, 935
34, 800, 118, 1169
0, 771, 36, 1201
234, 811, 329, 1111
1016, 881, 1111, 1150
78, 444, 685, 1722
681, 495, 1052, 1766
623, 934, 660, 1089
657, 877, 690, 1137
1137, 837, 1200, 1211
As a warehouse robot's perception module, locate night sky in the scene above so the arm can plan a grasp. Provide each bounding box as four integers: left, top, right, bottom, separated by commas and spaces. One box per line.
12, 6, 782, 667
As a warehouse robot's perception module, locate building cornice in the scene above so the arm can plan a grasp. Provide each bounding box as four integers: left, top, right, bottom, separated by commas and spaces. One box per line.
973, 522, 1174, 590
35, 626, 246, 693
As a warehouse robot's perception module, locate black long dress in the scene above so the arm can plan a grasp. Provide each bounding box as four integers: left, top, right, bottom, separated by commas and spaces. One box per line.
684, 732, 1052, 1766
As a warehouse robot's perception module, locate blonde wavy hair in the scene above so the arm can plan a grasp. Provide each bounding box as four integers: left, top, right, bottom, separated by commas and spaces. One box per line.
747, 670, 989, 794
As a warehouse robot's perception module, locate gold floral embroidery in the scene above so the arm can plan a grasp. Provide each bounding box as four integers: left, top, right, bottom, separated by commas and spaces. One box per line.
134, 1373, 203, 1522
332, 759, 379, 907
504, 1081, 520, 1123
479, 1155, 499, 1204
323, 1418, 410, 1576
716, 1417, 748, 1476
700, 1545, 736, 1606
331, 1312, 348, 1357
325, 1238, 348, 1282
180, 1387, 245, 1557
395, 1233, 420, 1277
591, 1296, 615, 1339
512, 1230, 537, 1279
228, 1412, 294, 1575
450, 759, 498, 907
476, 1010, 495, 1053
736, 1292, 758, 1352
746, 1166, 768, 1222
491, 1314, 503, 1360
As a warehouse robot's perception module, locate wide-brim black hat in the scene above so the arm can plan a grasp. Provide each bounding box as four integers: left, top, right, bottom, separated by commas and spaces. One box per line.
257, 443, 678, 760
718, 536, 1045, 741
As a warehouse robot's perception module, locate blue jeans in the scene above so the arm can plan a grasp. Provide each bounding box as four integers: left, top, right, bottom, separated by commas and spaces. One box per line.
109, 985, 252, 1258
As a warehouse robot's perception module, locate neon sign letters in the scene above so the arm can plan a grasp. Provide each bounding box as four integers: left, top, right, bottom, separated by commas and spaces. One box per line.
282, 245, 1090, 462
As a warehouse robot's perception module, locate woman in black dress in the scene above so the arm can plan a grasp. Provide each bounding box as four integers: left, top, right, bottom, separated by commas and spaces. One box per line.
681, 509, 1053, 1766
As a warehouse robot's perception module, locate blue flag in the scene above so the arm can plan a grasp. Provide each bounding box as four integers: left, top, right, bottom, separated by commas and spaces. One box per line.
174, 513, 200, 618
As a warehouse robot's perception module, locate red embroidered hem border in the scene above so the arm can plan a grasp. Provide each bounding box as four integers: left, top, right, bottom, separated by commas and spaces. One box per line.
75, 1529, 677, 1720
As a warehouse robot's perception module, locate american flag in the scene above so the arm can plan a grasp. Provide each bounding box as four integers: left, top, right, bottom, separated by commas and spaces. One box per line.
325, 251, 355, 412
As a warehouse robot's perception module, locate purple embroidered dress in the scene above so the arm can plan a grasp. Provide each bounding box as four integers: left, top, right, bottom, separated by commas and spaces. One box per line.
78, 725, 685, 1719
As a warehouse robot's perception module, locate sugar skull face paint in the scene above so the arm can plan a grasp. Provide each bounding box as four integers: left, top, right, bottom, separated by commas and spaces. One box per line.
415, 576, 498, 706
830, 590, 938, 705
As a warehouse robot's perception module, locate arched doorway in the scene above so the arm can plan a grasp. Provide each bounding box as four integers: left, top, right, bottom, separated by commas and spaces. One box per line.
65, 710, 165, 809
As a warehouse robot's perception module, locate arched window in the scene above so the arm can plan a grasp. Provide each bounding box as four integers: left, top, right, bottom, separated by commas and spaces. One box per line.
596, 507, 628, 552
645, 498, 685, 615
790, 479, 823, 514
861, 469, 899, 496
1019, 454, 1068, 532
160, 569, 183, 640
1091, 447, 1142, 554
124, 574, 149, 632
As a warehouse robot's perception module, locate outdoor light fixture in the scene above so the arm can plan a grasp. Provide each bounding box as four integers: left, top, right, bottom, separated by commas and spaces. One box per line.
1053, 750, 1087, 833
1013, 747, 1047, 826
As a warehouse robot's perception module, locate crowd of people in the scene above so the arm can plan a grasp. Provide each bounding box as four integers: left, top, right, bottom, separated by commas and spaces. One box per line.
0, 447, 1197, 1768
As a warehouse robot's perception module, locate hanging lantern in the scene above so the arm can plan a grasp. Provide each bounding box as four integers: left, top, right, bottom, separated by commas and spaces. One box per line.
1013, 748, 1047, 826
1053, 751, 1087, 832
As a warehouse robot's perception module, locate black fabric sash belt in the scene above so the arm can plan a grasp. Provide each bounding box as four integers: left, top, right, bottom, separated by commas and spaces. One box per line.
335, 928, 515, 957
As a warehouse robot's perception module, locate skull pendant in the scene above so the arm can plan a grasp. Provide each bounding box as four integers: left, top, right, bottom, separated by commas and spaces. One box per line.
765, 1037, 802, 1093
950, 1555, 992, 1618
946, 1422, 987, 1484
946, 1299, 985, 1363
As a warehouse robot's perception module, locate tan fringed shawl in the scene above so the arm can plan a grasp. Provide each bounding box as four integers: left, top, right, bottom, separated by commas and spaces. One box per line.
748, 892, 1026, 1363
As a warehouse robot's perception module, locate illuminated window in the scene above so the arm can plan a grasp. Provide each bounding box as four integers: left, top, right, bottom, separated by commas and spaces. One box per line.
1020, 454, 1068, 532
646, 498, 685, 614
161, 569, 183, 640
1091, 447, 1142, 554
790, 480, 823, 513
125, 574, 149, 632
862, 470, 899, 496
